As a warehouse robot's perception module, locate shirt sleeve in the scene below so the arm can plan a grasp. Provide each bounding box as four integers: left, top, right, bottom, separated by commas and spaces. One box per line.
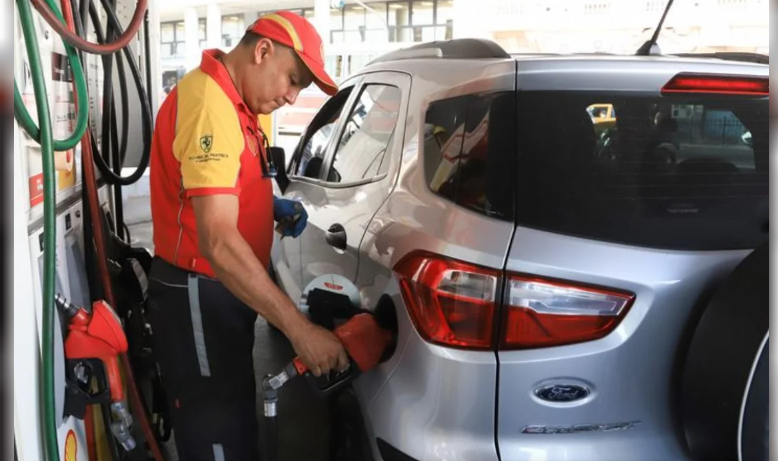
172, 73, 245, 198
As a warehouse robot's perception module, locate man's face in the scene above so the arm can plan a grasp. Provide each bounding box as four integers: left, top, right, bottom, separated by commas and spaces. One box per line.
243, 39, 313, 115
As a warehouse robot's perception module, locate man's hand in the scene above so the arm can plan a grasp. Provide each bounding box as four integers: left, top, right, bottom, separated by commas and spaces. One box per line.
273, 196, 308, 238
288, 322, 349, 377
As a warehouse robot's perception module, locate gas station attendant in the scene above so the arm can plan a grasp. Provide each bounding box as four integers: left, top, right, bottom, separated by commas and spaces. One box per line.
147, 11, 349, 461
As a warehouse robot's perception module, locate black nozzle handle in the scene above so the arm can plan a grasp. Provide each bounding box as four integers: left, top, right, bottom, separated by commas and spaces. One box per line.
302, 359, 360, 398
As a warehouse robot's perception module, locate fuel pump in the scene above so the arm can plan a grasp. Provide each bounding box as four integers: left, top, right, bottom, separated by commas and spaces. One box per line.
13, 0, 164, 456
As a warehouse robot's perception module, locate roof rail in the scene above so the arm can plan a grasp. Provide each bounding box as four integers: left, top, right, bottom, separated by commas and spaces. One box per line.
368, 38, 510, 66
672, 52, 769, 65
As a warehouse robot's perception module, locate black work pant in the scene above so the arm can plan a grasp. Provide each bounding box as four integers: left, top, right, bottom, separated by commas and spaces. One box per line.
147, 257, 260, 461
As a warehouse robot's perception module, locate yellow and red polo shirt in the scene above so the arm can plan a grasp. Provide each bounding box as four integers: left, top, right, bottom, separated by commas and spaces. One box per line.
150, 49, 274, 278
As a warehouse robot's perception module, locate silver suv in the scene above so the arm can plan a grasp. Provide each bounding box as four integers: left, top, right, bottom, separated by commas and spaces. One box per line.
269, 39, 769, 461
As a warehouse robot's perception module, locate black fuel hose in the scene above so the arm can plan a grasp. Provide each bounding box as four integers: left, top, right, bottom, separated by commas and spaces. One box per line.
99, 0, 151, 165
107, 0, 129, 240
71, 0, 128, 239
84, 0, 152, 186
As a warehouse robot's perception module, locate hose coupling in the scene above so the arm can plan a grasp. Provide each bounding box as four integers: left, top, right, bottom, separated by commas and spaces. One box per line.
55, 293, 79, 319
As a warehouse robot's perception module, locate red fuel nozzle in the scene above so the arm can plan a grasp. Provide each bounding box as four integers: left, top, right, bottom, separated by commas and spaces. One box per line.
335, 313, 392, 373
289, 313, 392, 378
56, 295, 129, 403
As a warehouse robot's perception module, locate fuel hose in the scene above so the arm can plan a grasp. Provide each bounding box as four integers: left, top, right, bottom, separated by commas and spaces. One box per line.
86, 0, 153, 186
15, 0, 64, 458
30, 0, 148, 55
13, 0, 89, 151
62, 0, 164, 457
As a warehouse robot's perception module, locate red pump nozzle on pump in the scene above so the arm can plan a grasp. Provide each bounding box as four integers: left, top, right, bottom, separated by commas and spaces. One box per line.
56, 294, 129, 403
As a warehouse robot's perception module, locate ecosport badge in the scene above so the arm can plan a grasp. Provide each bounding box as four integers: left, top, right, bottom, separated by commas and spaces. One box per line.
522, 421, 641, 434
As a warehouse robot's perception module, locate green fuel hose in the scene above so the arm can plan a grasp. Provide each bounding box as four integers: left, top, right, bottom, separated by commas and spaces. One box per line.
15, 0, 92, 457
13, 0, 89, 151
15, 0, 62, 458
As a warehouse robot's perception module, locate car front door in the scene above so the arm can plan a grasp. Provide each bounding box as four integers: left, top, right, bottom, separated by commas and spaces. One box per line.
293, 71, 410, 295
271, 77, 362, 305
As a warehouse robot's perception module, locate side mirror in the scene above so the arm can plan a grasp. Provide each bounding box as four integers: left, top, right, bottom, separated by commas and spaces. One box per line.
269, 146, 289, 193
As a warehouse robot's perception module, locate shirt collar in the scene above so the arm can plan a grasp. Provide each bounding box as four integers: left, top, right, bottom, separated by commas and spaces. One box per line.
200, 49, 248, 112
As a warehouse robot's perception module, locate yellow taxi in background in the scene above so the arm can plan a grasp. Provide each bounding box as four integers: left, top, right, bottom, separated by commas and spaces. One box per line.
588, 103, 617, 134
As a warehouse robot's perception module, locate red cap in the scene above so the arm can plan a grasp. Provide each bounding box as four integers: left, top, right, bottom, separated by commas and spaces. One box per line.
247, 11, 337, 96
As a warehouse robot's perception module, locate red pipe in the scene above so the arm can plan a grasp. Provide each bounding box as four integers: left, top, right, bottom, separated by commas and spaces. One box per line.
31, 0, 148, 55
58, 1, 100, 457
84, 406, 98, 461
60, 0, 164, 459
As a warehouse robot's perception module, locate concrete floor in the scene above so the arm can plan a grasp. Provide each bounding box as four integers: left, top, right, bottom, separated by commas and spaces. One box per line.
127, 219, 332, 461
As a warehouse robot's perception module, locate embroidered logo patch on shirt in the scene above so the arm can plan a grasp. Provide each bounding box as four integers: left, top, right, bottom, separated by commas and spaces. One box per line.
200, 135, 213, 153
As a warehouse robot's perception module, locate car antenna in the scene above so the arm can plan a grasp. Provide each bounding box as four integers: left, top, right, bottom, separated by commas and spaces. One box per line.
636, 0, 675, 56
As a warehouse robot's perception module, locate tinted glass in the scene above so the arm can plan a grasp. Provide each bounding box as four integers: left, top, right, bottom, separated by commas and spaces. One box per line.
515, 92, 769, 250
423, 93, 515, 220
327, 84, 401, 184
457, 92, 515, 219
423, 96, 469, 200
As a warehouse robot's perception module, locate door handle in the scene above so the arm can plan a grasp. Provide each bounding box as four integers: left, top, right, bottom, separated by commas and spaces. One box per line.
325, 223, 347, 252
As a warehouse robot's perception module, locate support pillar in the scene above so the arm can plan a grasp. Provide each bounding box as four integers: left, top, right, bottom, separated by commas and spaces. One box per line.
206, 2, 221, 49
314, 0, 331, 45
184, 7, 199, 71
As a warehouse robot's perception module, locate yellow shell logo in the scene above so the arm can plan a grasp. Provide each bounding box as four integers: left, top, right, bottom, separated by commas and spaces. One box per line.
64, 430, 77, 461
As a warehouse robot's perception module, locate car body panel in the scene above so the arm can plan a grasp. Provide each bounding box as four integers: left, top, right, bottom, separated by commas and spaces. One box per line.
496, 227, 749, 461
347, 59, 517, 461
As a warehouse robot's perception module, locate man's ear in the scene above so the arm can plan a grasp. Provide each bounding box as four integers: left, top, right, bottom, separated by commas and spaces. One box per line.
254, 38, 274, 64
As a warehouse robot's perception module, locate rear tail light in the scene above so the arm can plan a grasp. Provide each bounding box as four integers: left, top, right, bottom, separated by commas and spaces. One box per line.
394, 252, 635, 350
662, 73, 769, 96
394, 252, 500, 350
501, 277, 634, 349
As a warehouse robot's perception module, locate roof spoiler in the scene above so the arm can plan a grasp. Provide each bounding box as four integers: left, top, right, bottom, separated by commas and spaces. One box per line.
672, 52, 769, 65
368, 38, 510, 66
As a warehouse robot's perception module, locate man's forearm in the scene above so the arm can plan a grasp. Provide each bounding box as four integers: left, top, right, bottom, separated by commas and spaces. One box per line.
204, 228, 308, 339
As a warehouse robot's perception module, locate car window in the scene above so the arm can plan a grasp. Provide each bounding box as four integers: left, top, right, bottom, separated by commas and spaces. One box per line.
424, 96, 469, 200
518, 92, 768, 251
293, 88, 352, 179
324, 84, 402, 185
423, 92, 516, 220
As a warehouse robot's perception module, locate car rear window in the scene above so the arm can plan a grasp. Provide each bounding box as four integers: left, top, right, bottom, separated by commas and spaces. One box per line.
515, 92, 769, 251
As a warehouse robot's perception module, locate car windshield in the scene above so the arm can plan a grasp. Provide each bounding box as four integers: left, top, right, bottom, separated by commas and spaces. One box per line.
514, 91, 769, 251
